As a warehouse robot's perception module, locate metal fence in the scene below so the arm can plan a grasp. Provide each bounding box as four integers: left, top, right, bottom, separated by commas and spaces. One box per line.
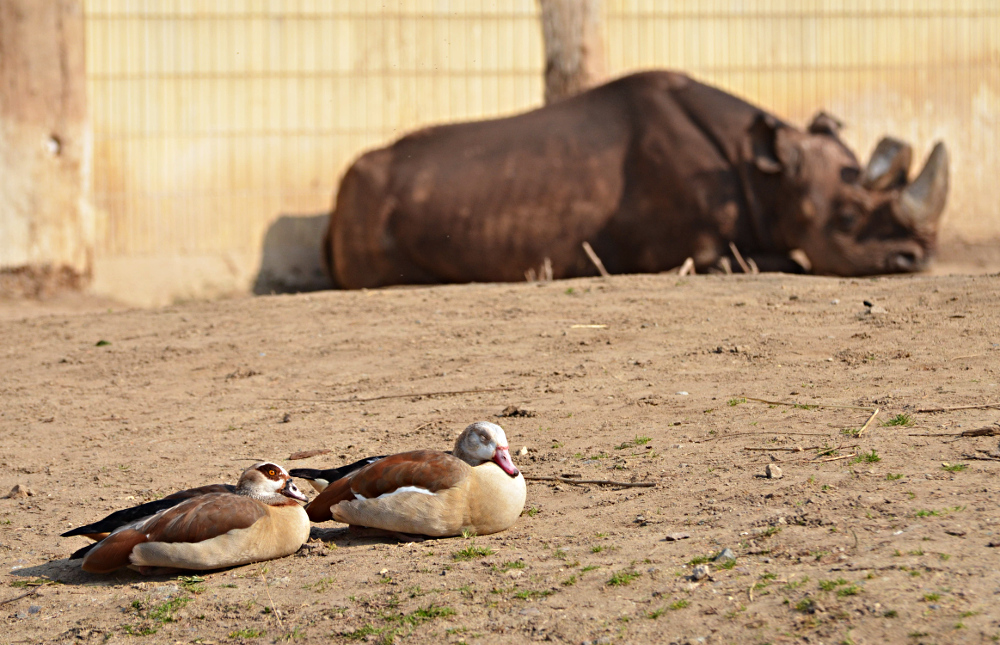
83, 0, 1000, 303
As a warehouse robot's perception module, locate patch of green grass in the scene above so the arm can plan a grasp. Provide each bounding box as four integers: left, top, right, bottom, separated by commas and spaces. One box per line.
460, 527, 476, 539
728, 398, 746, 406
453, 544, 493, 561
908, 549, 924, 556
668, 599, 690, 610
607, 569, 641, 587
591, 544, 617, 553
400, 604, 456, 625
122, 625, 158, 636
781, 577, 809, 591
523, 507, 540, 517
851, 450, 881, 464
304, 577, 336, 593
818, 578, 848, 591
176, 576, 206, 594
794, 598, 815, 613
580, 565, 600, 573
147, 597, 192, 624
882, 413, 914, 427
836, 585, 861, 597
941, 463, 968, 473
841, 427, 861, 437
886, 473, 904, 480
553, 548, 567, 560
493, 561, 525, 572
687, 554, 712, 566
342, 624, 382, 641
10, 577, 60, 588
923, 593, 941, 602
883, 609, 898, 618
561, 575, 577, 587
513, 589, 554, 600
229, 628, 266, 639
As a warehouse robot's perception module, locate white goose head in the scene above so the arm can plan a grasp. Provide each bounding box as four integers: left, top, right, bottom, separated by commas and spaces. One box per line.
453, 421, 519, 477
237, 462, 308, 503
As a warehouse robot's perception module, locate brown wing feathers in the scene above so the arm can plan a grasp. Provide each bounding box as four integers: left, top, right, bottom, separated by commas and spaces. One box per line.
304, 451, 469, 522
81, 494, 267, 573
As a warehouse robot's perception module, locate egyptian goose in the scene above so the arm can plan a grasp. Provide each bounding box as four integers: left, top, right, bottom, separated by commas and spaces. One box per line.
303, 421, 527, 537
64, 455, 379, 559
290, 455, 385, 493
80, 462, 310, 574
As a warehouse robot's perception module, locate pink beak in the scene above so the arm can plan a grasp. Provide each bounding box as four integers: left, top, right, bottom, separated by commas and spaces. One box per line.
281, 479, 308, 502
493, 446, 519, 477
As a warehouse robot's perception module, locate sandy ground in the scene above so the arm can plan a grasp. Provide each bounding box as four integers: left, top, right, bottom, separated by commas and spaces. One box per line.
2, 269, 1000, 645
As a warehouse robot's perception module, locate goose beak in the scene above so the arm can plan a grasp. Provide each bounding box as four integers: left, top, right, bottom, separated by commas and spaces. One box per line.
493, 446, 520, 477
281, 479, 308, 502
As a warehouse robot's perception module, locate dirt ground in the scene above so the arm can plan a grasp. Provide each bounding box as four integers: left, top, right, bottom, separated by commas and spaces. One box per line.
2, 268, 1000, 645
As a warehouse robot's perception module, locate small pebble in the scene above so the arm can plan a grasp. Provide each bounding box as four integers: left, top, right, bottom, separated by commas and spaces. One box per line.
714, 548, 736, 562
518, 446, 529, 456
691, 564, 711, 581
676, 391, 689, 396
766, 464, 783, 479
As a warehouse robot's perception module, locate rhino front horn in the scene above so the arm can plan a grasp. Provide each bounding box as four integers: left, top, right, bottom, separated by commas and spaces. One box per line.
863, 137, 912, 190
899, 142, 949, 229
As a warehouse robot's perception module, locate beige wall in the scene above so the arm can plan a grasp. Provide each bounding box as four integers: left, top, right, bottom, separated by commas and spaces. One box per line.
82, 1, 1000, 305
0, 1, 91, 281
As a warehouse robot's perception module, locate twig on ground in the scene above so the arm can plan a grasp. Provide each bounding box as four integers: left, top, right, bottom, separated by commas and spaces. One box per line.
262, 386, 516, 404
582, 241, 610, 278
524, 475, 655, 488
917, 402, 1000, 413
744, 446, 815, 452
856, 407, 880, 437
739, 396, 874, 411
259, 567, 283, 630
678, 257, 695, 276
0, 587, 42, 607
729, 242, 752, 274
963, 454, 1000, 462
909, 426, 1000, 439
808, 454, 855, 464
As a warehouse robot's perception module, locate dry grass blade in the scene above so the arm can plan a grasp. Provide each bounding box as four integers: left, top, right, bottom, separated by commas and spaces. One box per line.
856, 407, 880, 437
740, 396, 874, 411
582, 241, 610, 278
917, 402, 1000, 413
261, 386, 516, 404
259, 567, 283, 630
729, 242, 752, 274
524, 475, 655, 488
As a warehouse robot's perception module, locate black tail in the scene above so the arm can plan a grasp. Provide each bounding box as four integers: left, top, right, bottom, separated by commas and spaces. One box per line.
69, 542, 97, 560
290, 455, 386, 484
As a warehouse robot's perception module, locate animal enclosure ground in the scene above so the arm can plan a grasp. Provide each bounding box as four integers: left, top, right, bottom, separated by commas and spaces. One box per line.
1, 272, 999, 644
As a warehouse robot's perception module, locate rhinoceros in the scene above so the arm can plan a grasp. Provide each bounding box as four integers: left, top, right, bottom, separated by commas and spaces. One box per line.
324, 70, 948, 289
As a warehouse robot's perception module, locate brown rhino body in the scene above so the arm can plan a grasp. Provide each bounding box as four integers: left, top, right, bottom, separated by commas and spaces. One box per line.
325, 71, 948, 289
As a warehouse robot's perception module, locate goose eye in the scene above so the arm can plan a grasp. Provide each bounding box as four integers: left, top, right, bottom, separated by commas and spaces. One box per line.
267, 468, 276, 477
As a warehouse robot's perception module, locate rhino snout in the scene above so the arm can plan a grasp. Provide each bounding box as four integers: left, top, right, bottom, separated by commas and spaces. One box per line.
890, 250, 921, 272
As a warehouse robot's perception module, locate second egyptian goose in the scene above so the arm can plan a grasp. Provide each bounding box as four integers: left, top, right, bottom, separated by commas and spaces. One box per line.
80, 462, 310, 574
304, 421, 527, 537
65, 455, 378, 559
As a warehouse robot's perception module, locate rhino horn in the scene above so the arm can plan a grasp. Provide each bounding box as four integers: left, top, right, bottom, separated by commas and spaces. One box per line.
862, 137, 912, 190
898, 142, 949, 229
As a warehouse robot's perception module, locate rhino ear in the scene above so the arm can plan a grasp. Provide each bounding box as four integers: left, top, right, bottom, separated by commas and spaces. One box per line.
748, 113, 800, 176
807, 112, 843, 136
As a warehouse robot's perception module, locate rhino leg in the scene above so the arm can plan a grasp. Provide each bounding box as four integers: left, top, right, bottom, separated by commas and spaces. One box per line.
328, 151, 437, 289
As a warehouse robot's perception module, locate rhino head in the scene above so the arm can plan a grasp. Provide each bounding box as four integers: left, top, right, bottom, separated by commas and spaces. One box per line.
749, 113, 949, 275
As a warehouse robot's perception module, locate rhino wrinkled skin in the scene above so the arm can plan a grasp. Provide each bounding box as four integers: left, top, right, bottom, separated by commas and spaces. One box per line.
324, 70, 948, 289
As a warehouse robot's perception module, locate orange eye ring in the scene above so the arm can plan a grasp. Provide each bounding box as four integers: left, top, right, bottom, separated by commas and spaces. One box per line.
267, 469, 276, 476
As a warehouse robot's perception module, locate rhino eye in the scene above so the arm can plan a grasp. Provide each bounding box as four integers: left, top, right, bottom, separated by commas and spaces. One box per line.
835, 207, 860, 232
840, 167, 861, 184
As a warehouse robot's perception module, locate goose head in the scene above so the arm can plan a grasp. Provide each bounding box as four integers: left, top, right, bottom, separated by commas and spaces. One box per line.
454, 421, 519, 477
237, 462, 308, 503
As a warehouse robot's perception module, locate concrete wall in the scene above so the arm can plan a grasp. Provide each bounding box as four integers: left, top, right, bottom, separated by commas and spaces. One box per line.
71, 2, 1000, 305
0, 0, 91, 287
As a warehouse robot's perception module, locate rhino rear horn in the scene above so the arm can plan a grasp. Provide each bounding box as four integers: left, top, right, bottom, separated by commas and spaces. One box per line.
898, 142, 949, 229
863, 137, 912, 190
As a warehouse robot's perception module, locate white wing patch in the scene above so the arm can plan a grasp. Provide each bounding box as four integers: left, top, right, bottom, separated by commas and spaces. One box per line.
377, 486, 436, 499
